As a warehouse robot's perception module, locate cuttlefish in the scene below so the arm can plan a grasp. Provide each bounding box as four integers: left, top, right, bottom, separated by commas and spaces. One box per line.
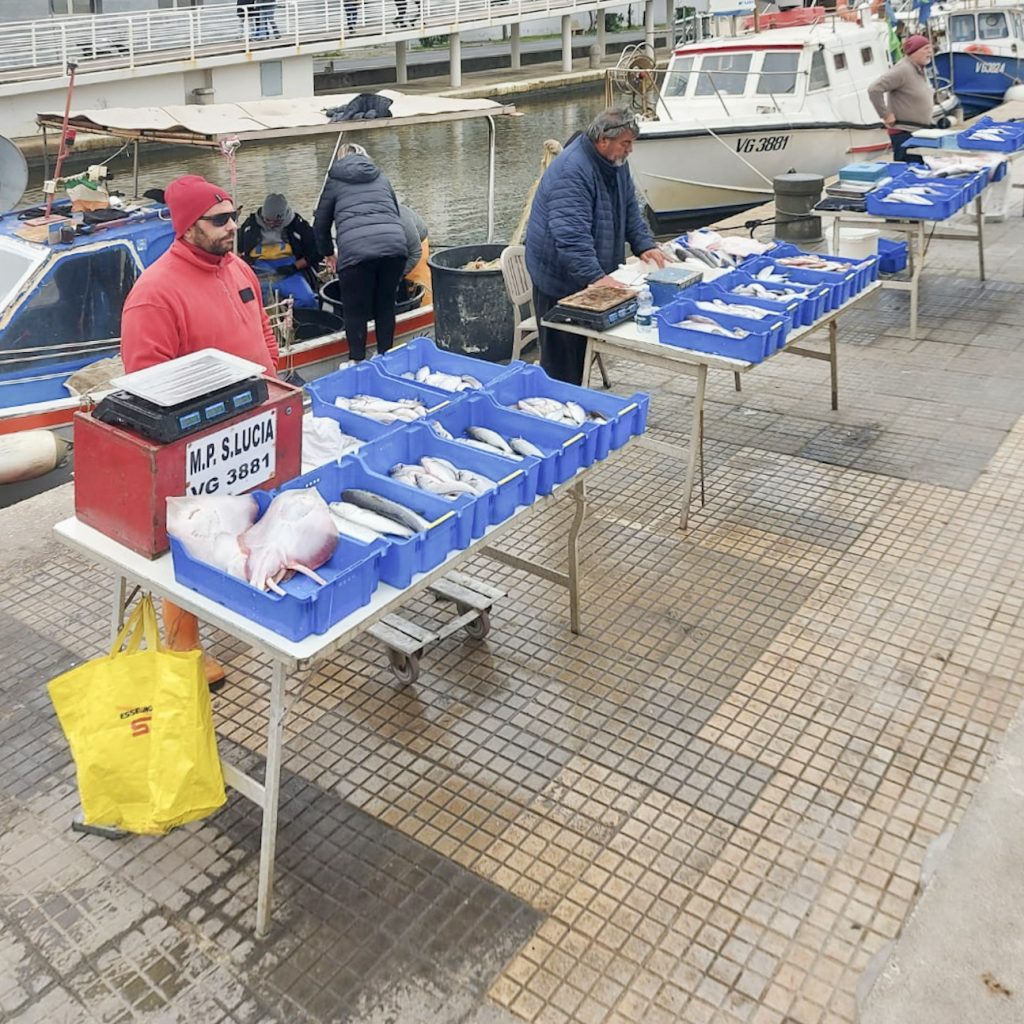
240, 489, 338, 593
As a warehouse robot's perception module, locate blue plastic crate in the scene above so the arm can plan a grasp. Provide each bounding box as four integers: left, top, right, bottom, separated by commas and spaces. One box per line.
307, 361, 453, 439
865, 180, 966, 220
356, 420, 531, 538
742, 258, 854, 311
426, 391, 584, 495
711, 269, 826, 327
877, 237, 908, 275
767, 244, 880, 293
485, 365, 649, 465
280, 459, 466, 589
694, 284, 796, 350
372, 336, 525, 393
957, 117, 1024, 153
169, 490, 386, 642
655, 297, 776, 363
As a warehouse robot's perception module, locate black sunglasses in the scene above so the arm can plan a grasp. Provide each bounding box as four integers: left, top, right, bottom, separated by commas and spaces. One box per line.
199, 207, 243, 227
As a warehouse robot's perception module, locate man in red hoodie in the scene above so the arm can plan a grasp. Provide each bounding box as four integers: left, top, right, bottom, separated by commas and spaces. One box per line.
121, 175, 280, 687
121, 174, 279, 373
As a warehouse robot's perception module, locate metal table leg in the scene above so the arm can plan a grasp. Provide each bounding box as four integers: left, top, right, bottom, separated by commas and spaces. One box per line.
680, 364, 708, 531
828, 319, 839, 411
976, 194, 986, 281
566, 481, 586, 635
909, 222, 923, 340
109, 575, 128, 646
581, 337, 596, 389
255, 660, 287, 939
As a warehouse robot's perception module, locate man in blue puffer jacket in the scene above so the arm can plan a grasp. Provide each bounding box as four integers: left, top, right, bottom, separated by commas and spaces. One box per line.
314, 143, 409, 360
526, 109, 667, 384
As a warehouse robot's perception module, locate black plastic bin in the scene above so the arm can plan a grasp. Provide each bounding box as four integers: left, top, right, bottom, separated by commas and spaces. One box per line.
292, 308, 344, 341
318, 279, 426, 324
427, 243, 514, 362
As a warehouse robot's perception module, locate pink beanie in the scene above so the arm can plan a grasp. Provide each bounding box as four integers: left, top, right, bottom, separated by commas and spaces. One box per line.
902, 34, 930, 57
165, 174, 233, 237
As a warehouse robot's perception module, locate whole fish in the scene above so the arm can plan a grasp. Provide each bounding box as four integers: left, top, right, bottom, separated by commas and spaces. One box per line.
342, 488, 431, 533
329, 500, 415, 538
509, 436, 544, 458
335, 394, 428, 423
240, 489, 338, 594
467, 425, 517, 457
420, 456, 459, 482
429, 421, 455, 441
673, 315, 749, 339
402, 365, 484, 392
695, 299, 771, 319
327, 508, 385, 544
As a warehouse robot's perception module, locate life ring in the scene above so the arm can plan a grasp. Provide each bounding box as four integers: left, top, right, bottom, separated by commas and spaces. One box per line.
965, 44, 994, 55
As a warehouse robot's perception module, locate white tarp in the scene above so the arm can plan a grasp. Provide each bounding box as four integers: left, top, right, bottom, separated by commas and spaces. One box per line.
37, 91, 512, 141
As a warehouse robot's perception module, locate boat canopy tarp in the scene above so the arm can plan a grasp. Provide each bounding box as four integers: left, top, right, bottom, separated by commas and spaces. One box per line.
36, 91, 516, 145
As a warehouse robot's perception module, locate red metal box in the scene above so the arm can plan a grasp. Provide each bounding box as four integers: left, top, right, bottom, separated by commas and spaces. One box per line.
74, 378, 303, 557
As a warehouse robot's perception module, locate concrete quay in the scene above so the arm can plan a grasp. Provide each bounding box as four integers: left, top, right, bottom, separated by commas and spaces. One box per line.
3, 158, 1024, 1024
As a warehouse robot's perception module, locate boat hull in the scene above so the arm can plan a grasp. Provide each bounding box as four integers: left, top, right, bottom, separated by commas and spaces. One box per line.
933, 52, 1024, 117
632, 122, 891, 225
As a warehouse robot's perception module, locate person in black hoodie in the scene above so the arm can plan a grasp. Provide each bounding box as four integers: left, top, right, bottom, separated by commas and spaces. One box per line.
239, 193, 322, 309
313, 144, 409, 360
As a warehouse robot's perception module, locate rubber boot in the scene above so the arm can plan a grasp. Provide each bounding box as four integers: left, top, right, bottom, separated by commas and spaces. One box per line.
162, 599, 227, 689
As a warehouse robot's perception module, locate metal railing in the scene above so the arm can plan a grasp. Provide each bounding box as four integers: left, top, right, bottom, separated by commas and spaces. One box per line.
0, 0, 617, 80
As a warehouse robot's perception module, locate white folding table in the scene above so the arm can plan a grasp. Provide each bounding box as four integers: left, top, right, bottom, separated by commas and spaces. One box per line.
54, 462, 610, 938
546, 282, 881, 530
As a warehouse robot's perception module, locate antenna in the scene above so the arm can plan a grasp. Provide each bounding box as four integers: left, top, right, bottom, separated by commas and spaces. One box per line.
0, 135, 29, 214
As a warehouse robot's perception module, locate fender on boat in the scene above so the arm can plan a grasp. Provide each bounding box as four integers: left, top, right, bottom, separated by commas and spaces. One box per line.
0, 430, 71, 485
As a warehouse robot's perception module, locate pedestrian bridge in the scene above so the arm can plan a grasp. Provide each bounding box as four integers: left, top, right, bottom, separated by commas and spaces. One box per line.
0, 0, 659, 87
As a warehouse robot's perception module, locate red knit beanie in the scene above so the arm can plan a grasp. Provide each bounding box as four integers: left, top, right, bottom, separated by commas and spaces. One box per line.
902, 34, 930, 56
165, 174, 233, 237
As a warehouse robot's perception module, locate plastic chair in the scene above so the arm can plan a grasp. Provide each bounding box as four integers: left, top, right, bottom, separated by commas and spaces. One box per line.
500, 245, 610, 388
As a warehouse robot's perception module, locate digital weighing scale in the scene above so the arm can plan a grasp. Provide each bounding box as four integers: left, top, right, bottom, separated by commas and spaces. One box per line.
545, 285, 639, 331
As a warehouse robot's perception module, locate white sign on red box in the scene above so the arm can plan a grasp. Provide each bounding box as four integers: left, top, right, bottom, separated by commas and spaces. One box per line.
185, 410, 277, 496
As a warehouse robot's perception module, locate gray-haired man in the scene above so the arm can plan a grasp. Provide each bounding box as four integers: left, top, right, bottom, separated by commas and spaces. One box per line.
525, 109, 667, 384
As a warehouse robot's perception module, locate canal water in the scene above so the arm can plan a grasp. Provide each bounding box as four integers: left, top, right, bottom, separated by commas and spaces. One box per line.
24, 84, 609, 248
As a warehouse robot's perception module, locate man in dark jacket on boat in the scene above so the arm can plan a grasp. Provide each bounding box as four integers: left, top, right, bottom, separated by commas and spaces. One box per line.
239, 193, 322, 309
525, 108, 667, 385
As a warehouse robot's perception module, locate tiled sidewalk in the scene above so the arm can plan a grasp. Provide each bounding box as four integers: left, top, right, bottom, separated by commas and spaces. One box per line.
3, 208, 1024, 1023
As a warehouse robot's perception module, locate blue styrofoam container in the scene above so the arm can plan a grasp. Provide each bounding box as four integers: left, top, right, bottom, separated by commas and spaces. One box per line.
839, 161, 890, 183
877, 238, 908, 274
694, 284, 796, 350
485, 365, 649, 465
356, 420, 531, 538
655, 297, 776, 363
742, 257, 855, 310
711, 269, 827, 327
280, 459, 466, 589
372, 336, 526, 393
426, 391, 583, 495
307, 361, 453, 439
169, 490, 386, 641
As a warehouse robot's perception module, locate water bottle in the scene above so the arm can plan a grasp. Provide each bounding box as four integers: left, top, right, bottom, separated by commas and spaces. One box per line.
635, 286, 656, 338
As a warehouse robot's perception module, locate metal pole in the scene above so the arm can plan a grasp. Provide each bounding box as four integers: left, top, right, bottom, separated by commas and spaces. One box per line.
45, 62, 78, 219
486, 115, 496, 242
510, 21, 520, 69
450, 31, 461, 87
561, 14, 571, 73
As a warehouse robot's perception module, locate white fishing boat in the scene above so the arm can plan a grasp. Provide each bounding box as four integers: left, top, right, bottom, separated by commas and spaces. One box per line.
629, 6, 960, 228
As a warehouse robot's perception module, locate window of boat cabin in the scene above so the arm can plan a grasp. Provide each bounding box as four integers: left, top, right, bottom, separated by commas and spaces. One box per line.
0, 248, 36, 312
694, 52, 752, 96
949, 14, 976, 43
978, 12, 1009, 39
664, 56, 695, 97
860, 47, 874, 64
808, 49, 830, 90
833, 52, 847, 71
756, 52, 799, 94
2, 248, 138, 361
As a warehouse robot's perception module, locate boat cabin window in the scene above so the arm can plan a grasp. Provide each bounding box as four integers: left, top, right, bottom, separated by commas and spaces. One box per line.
950, 14, 976, 43
2, 247, 137, 355
664, 56, 694, 97
756, 52, 799, 94
694, 52, 752, 96
809, 49, 830, 90
978, 12, 1009, 39
860, 46, 874, 64
0, 248, 36, 310
833, 52, 847, 71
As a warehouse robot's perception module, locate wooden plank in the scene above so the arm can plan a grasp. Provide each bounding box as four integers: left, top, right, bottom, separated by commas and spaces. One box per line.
443, 570, 506, 602
429, 578, 491, 610
379, 613, 435, 643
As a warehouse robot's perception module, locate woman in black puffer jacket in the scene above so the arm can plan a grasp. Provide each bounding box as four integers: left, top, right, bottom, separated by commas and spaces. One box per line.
313, 144, 409, 360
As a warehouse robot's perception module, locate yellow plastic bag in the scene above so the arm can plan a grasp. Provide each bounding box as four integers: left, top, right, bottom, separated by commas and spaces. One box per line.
48, 594, 226, 835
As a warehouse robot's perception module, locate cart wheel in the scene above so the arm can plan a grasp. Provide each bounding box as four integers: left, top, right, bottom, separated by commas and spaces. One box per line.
463, 608, 491, 640
387, 648, 419, 686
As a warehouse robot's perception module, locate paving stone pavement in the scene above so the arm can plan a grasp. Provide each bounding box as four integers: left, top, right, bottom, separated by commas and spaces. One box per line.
3, 184, 1024, 1023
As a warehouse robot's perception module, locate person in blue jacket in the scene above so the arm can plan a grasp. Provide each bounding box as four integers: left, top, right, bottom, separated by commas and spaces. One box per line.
313, 143, 409, 360
525, 108, 667, 384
